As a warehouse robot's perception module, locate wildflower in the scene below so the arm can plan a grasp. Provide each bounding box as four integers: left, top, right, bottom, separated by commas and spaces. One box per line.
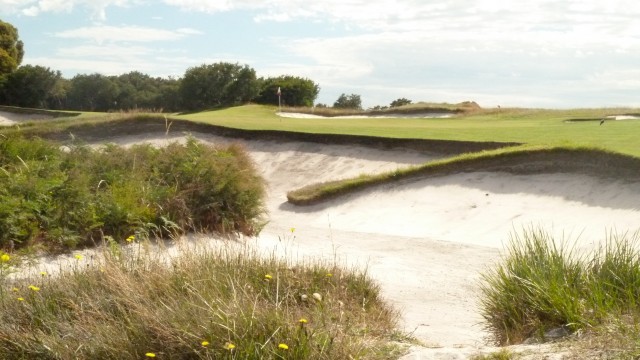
0, 253, 10, 263
126, 235, 135, 243
17, 297, 24, 301
201, 340, 209, 347
40, 271, 47, 277
264, 274, 272, 281
290, 227, 295, 233
278, 343, 289, 350
145, 353, 156, 358
326, 273, 333, 277
299, 318, 308, 324
28, 285, 40, 292
11, 287, 19, 292
74, 254, 83, 260
223, 342, 236, 350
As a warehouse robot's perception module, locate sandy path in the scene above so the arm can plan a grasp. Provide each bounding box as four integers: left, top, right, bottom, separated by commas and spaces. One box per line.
103, 133, 640, 356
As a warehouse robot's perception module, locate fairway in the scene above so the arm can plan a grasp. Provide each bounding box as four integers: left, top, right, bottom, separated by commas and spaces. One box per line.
176, 105, 640, 157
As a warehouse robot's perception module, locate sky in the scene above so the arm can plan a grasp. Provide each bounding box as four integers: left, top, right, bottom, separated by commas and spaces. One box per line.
1, 0, 640, 109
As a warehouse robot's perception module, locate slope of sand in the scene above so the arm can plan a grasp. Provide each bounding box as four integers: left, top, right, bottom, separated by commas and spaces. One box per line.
106, 132, 640, 357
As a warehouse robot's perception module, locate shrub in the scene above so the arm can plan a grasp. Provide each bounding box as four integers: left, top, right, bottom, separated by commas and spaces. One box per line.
0, 135, 266, 251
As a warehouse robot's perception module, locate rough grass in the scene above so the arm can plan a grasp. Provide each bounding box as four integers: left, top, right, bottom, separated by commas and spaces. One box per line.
0, 236, 403, 359
479, 227, 640, 353
0, 135, 265, 251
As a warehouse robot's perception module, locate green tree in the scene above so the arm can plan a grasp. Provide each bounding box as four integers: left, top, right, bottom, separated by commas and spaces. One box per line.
333, 93, 362, 110
67, 73, 118, 111
390, 98, 412, 107
0, 20, 24, 76
255, 75, 320, 107
0, 65, 62, 108
180, 62, 259, 110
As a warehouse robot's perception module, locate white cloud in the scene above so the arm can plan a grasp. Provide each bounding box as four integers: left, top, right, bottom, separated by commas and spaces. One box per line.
1, 0, 139, 20
53, 25, 201, 43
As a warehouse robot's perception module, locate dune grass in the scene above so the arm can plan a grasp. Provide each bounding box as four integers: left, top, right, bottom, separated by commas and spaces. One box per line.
479, 227, 640, 353
0, 236, 403, 359
0, 135, 265, 251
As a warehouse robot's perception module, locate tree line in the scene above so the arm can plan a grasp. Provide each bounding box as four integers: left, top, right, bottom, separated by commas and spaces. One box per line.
0, 20, 320, 112
0, 19, 414, 113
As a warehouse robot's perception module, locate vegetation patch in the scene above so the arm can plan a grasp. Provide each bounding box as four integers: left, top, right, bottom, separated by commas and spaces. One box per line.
0, 135, 265, 251
479, 227, 640, 354
0, 239, 402, 359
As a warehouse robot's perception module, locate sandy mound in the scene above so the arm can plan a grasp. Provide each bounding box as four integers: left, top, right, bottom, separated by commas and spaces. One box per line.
0, 111, 53, 126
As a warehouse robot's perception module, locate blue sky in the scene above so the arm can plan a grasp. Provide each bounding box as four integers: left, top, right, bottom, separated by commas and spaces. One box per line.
1, 0, 640, 109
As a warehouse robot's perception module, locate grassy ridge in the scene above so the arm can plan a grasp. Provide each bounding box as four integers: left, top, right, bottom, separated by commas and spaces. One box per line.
287, 144, 640, 205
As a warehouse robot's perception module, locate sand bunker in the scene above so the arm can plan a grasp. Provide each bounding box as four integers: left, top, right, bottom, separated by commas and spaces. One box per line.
15, 130, 640, 358
0, 111, 53, 126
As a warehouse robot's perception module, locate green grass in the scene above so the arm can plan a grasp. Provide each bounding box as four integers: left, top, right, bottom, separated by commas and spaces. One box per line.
479, 227, 640, 354
174, 105, 640, 157
0, 237, 403, 359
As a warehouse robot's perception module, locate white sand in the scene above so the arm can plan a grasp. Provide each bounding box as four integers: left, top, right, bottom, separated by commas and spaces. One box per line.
14, 131, 640, 358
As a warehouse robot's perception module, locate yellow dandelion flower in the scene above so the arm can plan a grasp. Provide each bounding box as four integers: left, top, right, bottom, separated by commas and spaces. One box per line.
326, 273, 333, 277
17, 297, 24, 301
223, 342, 236, 350
40, 271, 47, 277
299, 318, 308, 324
290, 227, 295, 233
201, 340, 209, 347
278, 343, 289, 350
11, 287, 19, 292
0, 253, 10, 262
145, 353, 156, 358
74, 254, 83, 260
264, 274, 272, 280
126, 235, 135, 243
28, 285, 40, 292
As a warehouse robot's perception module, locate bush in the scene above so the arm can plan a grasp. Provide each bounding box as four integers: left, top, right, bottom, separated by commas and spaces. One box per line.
0, 135, 266, 251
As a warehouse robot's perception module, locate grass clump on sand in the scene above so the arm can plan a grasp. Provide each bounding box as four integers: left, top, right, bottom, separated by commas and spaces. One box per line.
0, 237, 402, 359
0, 135, 265, 251
479, 227, 640, 355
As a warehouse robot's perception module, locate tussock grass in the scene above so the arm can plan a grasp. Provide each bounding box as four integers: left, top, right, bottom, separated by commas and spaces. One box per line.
0, 135, 265, 251
287, 144, 640, 205
0, 237, 402, 359
479, 227, 640, 352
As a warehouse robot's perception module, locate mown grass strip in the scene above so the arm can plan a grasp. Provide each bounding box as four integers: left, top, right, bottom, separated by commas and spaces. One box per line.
287, 145, 640, 205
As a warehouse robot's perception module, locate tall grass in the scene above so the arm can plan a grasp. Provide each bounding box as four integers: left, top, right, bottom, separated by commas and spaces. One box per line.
479, 228, 640, 347
0, 236, 401, 359
0, 135, 265, 251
